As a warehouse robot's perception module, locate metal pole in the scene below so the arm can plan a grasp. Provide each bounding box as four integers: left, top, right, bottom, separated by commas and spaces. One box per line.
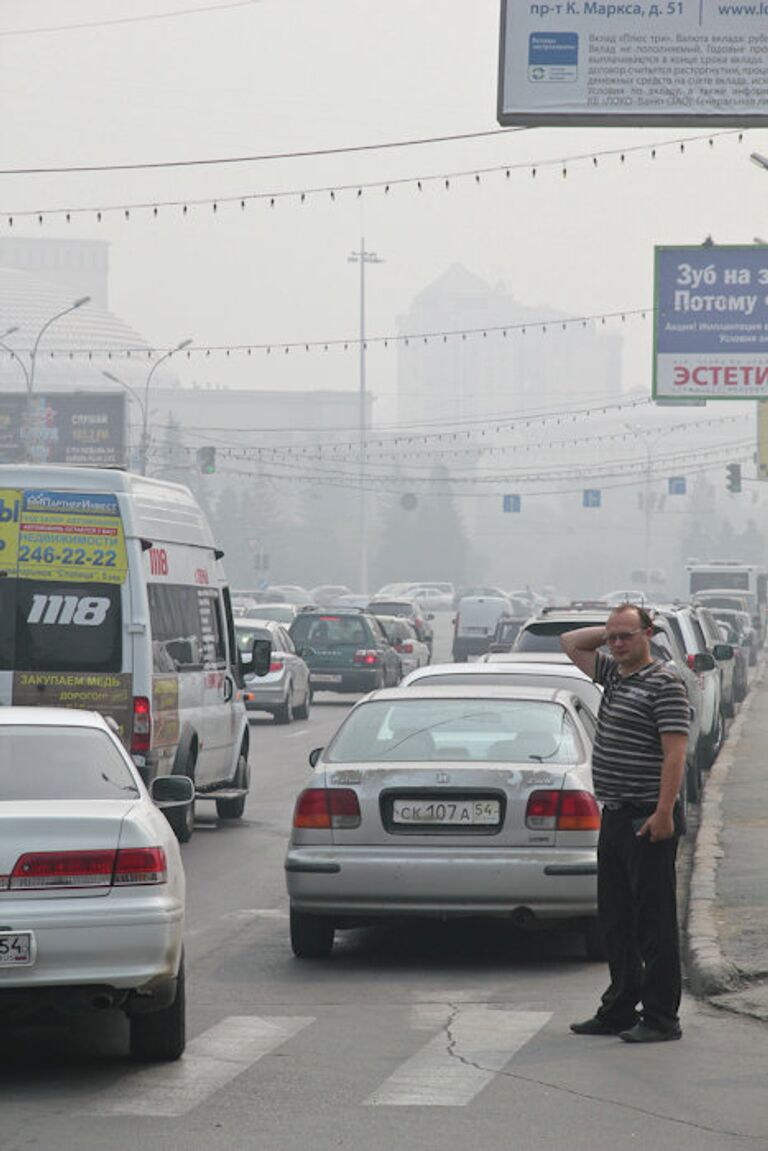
644, 442, 652, 587
359, 235, 368, 595
140, 338, 192, 476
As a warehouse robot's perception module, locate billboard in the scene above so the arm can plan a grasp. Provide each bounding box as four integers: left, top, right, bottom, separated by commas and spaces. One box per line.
0, 391, 126, 466
653, 246, 768, 401
498, 1, 768, 127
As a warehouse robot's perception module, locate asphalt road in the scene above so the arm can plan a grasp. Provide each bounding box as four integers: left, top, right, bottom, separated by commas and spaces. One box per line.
3, 618, 768, 1151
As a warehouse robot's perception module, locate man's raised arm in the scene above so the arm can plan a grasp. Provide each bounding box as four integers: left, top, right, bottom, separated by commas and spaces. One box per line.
560, 626, 607, 679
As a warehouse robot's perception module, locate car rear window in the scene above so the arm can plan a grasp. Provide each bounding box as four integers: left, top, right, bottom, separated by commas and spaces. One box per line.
368, 601, 412, 617
291, 614, 370, 646
515, 620, 605, 652
0, 727, 140, 800
325, 698, 582, 764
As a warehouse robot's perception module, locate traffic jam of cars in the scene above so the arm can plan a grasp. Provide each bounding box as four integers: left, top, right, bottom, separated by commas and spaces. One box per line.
0, 469, 762, 1067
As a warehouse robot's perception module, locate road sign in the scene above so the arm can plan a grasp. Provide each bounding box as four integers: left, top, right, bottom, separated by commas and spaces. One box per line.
582, 489, 601, 509
668, 476, 687, 496
502, 494, 521, 514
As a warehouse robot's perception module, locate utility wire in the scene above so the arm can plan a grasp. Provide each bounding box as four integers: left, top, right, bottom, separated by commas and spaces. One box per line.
0, 1, 262, 38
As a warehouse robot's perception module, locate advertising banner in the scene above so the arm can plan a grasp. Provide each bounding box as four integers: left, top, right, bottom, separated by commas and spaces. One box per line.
498, 1, 768, 126
653, 245, 768, 400
12, 671, 132, 739
0, 489, 128, 584
0, 391, 126, 466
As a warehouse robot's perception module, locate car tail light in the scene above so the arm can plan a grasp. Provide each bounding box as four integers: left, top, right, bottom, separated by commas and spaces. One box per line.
131, 695, 151, 755
269, 659, 284, 673
353, 649, 380, 666
686, 654, 696, 670
397, 642, 414, 654
526, 790, 600, 831
7, 847, 168, 890
113, 847, 167, 885
293, 787, 361, 829
9, 850, 115, 889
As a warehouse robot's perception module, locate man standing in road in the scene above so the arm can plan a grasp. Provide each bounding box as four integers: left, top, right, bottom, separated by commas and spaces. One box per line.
561, 603, 690, 1043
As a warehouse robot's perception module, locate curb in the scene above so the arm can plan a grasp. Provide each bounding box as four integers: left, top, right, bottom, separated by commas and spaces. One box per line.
685, 660, 765, 999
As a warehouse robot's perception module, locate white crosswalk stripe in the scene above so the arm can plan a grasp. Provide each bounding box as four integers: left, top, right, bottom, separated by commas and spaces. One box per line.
80, 1015, 314, 1118
364, 1006, 551, 1107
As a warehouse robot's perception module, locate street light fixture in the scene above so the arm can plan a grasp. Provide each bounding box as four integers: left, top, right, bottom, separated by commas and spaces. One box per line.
28, 296, 91, 396
139, 338, 192, 475
103, 369, 146, 469
348, 238, 384, 594
750, 152, 768, 172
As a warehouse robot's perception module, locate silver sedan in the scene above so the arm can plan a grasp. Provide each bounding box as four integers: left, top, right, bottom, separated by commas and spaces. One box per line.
285, 684, 600, 960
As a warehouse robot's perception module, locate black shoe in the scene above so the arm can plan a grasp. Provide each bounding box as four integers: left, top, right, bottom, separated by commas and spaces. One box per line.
619, 1021, 682, 1044
570, 1014, 635, 1036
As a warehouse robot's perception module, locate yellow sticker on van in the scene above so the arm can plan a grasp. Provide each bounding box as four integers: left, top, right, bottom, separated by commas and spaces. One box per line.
1, 489, 128, 584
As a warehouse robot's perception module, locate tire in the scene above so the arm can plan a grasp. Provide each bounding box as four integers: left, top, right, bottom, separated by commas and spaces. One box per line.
216, 751, 249, 820
129, 956, 186, 1062
705, 710, 725, 768
583, 918, 605, 961
273, 687, 295, 725
685, 752, 702, 805
294, 683, 311, 720
167, 797, 195, 844
290, 906, 335, 959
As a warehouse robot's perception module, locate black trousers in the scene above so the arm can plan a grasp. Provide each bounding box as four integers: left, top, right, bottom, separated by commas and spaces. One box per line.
595, 805, 682, 1032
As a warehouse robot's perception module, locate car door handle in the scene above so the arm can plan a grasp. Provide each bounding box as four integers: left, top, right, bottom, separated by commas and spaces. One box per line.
223, 675, 234, 702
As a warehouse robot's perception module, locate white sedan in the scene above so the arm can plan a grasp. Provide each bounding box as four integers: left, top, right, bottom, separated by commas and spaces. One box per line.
0, 708, 188, 1061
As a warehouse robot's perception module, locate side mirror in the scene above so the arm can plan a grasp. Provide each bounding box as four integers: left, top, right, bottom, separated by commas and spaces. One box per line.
692, 652, 716, 674
309, 747, 323, 768
251, 637, 272, 677
713, 643, 734, 661
150, 774, 195, 808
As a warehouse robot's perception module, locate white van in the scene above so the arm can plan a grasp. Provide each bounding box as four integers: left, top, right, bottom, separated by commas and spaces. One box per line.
452, 595, 512, 661
0, 466, 270, 841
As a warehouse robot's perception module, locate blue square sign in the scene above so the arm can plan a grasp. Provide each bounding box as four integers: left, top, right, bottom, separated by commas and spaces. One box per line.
583, 489, 601, 509
668, 476, 687, 496
503, 494, 521, 513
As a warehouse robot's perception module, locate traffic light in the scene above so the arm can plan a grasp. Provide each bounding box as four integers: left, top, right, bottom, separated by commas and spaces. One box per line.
726, 463, 742, 493
196, 446, 216, 474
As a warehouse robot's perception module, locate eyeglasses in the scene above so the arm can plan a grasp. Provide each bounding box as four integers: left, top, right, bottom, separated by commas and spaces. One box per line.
605, 629, 644, 644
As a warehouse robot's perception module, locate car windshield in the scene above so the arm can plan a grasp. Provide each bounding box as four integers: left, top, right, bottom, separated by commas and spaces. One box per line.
0, 726, 140, 800
325, 698, 582, 764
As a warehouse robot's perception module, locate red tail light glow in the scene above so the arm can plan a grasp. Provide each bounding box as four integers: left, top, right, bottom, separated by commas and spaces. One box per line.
353, 649, 379, 666
7, 847, 167, 890
131, 695, 151, 755
526, 789, 600, 831
293, 787, 361, 829
269, 659, 284, 673
397, 642, 414, 654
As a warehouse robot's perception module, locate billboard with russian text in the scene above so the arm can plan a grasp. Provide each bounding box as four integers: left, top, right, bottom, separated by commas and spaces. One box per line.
653, 245, 768, 400
498, 1, 768, 127
0, 391, 126, 466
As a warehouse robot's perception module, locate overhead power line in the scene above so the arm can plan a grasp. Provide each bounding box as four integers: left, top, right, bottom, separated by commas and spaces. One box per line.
0, 1, 263, 38
0, 128, 528, 177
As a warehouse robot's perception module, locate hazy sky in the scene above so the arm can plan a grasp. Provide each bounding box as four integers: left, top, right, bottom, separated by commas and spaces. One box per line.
4, 0, 768, 418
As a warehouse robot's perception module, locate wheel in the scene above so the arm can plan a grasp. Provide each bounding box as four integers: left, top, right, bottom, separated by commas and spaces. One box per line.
583, 918, 605, 961
706, 710, 725, 768
290, 906, 335, 958
167, 798, 195, 843
129, 956, 186, 1062
273, 687, 295, 725
294, 683, 311, 720
216, 751, 249, 820
685, 752, 701, 805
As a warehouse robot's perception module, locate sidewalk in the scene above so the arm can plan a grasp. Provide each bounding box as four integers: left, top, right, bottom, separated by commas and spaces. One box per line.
686, 658, 768, 1021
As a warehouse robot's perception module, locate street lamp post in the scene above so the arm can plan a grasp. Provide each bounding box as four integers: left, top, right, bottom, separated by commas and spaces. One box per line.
27, 296, 91, 398
103, 370, 146, 469
138, 339, 192, 475
348, 238, 383, 594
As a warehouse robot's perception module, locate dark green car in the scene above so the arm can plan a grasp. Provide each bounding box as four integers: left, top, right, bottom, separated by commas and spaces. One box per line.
289, 608, 401, 693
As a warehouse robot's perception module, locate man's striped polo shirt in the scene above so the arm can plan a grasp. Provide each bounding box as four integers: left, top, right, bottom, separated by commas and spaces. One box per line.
592, 651, 690, 805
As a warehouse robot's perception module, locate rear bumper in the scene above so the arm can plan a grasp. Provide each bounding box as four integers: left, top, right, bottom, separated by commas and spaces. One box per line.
0, 895, 184, 993
309, 669, 381, 693
285, 844, 597, 920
